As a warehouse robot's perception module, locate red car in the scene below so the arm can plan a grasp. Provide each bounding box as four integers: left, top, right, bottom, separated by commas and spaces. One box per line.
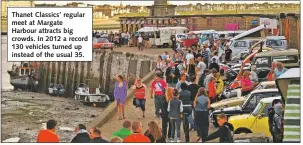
182, 33, 199, 49
93, 38, 114, 50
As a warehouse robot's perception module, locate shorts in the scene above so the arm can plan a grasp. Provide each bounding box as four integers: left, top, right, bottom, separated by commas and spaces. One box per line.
116, 98, 125, 105
135, 99, 146, 111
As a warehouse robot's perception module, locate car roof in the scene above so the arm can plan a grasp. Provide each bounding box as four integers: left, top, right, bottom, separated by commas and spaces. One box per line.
251, 88, 279, 94
260, 97, 281, 104
255, 49, 298, 57
266, 36, 286, 40
260, 96, 281, 104
260, 81, 275, 85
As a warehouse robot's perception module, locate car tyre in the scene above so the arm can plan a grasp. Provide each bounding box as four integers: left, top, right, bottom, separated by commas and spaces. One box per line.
163, 43, 169, 48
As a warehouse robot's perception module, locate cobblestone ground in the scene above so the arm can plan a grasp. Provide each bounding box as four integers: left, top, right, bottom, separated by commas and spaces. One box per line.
99, 81, 218, 142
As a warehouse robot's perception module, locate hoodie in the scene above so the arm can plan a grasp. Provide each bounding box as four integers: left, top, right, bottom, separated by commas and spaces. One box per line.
203, 122, 234, 143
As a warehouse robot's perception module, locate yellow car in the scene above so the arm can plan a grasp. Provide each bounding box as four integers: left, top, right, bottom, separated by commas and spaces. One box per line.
228, 97, 281, 137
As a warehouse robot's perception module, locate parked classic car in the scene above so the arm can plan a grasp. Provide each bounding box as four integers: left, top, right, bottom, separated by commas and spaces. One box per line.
229, 97, 281, 137
93, 38, 114, 50
210, 88, 281, 127
219, 81, 276, 100
48, 83, 66, 96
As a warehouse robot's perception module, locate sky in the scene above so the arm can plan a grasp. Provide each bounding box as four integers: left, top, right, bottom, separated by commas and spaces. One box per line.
35, 1, 300, 6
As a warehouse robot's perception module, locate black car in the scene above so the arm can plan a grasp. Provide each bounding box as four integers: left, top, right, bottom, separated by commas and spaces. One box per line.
210, 88, 281, 127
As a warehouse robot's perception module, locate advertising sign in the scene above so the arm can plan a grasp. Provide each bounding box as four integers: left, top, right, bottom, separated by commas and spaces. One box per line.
259, 18, 278, 29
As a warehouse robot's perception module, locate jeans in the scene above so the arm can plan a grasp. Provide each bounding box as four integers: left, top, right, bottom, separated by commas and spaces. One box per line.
195, 111, 209, 139
154, 95, 164, 117
183, 112, 190, 142
162, 115, 172, 139
170, 118, 181, 139
188, 109, 196, 129
135, 99, 146, 111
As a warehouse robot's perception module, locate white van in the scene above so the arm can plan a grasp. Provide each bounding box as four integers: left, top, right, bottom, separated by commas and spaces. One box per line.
137, 27, 189, 48
155, 27, 189, 48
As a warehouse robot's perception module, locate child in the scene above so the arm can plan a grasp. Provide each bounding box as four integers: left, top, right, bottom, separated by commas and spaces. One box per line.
202, 113, 234, 143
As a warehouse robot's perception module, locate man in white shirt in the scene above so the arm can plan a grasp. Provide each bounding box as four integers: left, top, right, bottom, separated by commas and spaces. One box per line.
196, 57, 206, 82
138, 35, 143, 51
211, 51, 220, 64
185, 50, 194, 65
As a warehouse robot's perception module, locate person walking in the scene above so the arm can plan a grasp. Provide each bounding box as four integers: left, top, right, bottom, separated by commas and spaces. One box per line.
71, 124, 91, 143
90, 128, 109, 143
162, 87, 173, 140
176, 73, 190, 92
144, 121, 166, 143
112, 120, 132, 140
179, 83, 192, 142
208, 76, 217, 104
123, 121, 151, 143
202, 113, 234, 143
187, 58, 196, 77
196, 57, 206, 83
165, 61, 180, 88
194, 88, 210, 142
215, 73, 224, 101
202, 42, 211, 67
150, 74, 167, 118
167, 89, 183, 143
114, 75, 128, 120
209, 58, 220, 72
188, 76, 200, 131
37, 119, 59, 143
138, 35, 143, 51
224, 45, 232, 62
272, 103, 284, 143
268, 99, 282, 143
131, 77, 147, 119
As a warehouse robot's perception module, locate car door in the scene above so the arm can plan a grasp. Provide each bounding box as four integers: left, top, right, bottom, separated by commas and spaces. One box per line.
251, 103, 272, 137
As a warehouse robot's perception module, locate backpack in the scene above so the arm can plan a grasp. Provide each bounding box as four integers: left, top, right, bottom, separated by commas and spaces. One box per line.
224, 125, 234, 143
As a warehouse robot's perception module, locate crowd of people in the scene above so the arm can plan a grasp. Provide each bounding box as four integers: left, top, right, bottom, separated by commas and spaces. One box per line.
38, 34, 287, 143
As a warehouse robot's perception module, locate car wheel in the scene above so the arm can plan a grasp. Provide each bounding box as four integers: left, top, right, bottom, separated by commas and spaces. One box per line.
163, 43, 169, 48
235, 128, 252, 134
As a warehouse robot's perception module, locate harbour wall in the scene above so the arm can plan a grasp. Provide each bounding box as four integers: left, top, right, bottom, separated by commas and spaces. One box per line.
36, 50, 157, 99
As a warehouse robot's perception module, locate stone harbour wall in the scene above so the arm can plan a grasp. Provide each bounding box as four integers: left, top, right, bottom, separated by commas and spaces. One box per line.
36, 50, 157, 99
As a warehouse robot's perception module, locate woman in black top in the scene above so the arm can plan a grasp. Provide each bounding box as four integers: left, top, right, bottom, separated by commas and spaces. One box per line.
144, 121, 166, 143
187, 58, 196, 76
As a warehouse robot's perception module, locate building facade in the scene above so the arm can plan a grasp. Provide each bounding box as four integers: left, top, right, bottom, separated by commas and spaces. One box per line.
147, 0, 176, 17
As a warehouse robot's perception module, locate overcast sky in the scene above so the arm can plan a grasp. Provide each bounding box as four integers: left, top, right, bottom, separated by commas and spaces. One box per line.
35, 1, 300, 6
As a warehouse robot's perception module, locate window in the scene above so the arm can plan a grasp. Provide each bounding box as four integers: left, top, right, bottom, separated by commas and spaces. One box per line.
252, 57, 270, 67
233, 41, 247, 47
251, 102, 262, 116
266, 39, 283, 47
273, 55, 298, 64
245, 94, 257, 109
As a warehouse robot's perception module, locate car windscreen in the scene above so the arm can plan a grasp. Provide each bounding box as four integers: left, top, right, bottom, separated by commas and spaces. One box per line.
177, 35, 187, 39
272, 55, 298, 64
251, 102, 262, 116
266, 39, 283, 47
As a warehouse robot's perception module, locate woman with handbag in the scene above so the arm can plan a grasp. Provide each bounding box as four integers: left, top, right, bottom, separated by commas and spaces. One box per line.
131, 77, 147, 119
